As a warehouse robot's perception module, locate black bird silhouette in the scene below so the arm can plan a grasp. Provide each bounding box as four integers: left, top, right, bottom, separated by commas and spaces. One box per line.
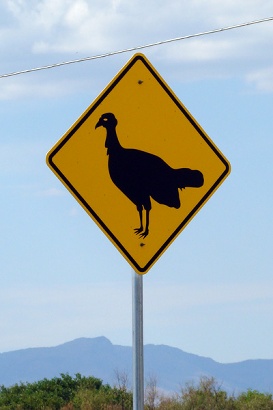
95, 113, 204, 238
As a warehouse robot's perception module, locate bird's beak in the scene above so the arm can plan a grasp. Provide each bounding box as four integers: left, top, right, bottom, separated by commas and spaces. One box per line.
95, 118, 103, 129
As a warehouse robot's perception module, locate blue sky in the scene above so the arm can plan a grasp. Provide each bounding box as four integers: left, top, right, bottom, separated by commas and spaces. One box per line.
0, 0, 273, 364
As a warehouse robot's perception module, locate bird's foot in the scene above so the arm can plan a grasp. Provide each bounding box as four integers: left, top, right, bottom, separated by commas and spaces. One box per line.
134, 227, 143, 235
139, 229, 149, 238
134, 227, 149, 238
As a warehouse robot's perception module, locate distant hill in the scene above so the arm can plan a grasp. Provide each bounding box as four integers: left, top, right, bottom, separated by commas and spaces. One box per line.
1, 337, 273, 394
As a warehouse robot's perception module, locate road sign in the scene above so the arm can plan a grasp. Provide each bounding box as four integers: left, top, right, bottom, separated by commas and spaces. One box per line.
46, 53, 230, 274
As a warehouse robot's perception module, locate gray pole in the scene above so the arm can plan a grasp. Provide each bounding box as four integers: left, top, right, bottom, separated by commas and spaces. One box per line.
132, 270, 144, 410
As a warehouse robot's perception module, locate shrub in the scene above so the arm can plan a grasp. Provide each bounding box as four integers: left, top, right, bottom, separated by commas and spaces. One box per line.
236, 389, 273, 409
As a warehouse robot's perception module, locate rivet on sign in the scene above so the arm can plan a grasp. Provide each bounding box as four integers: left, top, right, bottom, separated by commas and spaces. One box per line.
138, 80, 143, 84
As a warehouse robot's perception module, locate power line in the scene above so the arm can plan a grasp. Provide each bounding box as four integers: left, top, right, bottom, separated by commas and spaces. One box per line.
1, 16, 272, 79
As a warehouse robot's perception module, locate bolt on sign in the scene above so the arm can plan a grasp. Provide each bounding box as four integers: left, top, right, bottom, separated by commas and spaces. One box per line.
46, 53, 230, 274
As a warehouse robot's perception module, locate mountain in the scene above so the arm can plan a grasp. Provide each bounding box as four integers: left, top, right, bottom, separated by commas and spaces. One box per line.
1, 337, 273, 395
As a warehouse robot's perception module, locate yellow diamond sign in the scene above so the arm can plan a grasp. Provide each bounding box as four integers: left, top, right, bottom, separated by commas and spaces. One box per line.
46, 53, 230, 274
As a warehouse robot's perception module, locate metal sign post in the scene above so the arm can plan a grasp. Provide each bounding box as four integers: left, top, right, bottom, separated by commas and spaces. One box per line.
132, 270, 144, 410
46, 52, 230, 406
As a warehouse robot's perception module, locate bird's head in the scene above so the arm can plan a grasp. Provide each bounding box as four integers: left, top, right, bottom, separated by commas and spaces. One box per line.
95, 113, 118, 129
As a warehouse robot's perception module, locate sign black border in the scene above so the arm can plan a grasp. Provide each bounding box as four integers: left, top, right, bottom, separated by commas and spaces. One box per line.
47, 54, 230, 274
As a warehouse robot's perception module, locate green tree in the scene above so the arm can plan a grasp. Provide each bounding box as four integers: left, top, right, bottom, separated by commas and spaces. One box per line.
0, 373, 103, 410
236, 389, 273, 410
179, 376, 236, 410
2, 373, 273, 410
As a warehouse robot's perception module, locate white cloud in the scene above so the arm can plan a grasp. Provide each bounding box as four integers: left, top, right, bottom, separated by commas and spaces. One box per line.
38, 187, 65, 197
0, 0, 273, 98
68, 207, 80, 216
144, 281, 273, 311
246, 67, 273, 92
0, 75, 88, 100
63, 0, 90, 27
0, 282, 132, 351
164, 39, 235, 63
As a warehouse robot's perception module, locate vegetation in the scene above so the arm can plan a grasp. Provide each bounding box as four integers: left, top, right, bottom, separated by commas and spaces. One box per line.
0, 374, 273, 409
152, 377, 273, 410
0, 373, 132, 410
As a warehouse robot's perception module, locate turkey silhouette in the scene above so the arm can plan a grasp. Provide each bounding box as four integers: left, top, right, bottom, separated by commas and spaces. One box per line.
96, 113, 204, 238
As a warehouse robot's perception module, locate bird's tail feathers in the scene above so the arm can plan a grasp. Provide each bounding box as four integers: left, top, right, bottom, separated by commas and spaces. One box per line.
176, 168, 204, 189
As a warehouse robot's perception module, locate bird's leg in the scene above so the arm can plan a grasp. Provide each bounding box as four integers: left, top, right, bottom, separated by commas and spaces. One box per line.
134, 206, 144, 235
139, 209, 149, 238
135, 200, 151, 238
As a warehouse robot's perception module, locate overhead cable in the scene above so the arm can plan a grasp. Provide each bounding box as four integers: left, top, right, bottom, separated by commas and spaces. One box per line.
0, 16, 272, 79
